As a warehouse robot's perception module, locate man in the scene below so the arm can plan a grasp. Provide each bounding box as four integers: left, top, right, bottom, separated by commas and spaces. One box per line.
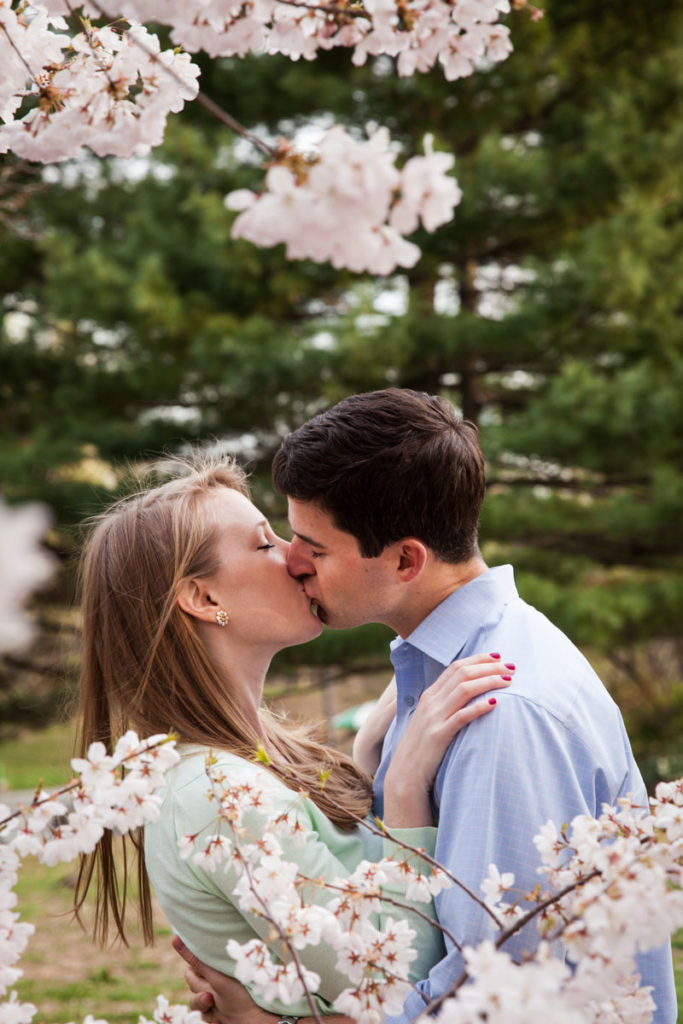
176, 388, 676, 1022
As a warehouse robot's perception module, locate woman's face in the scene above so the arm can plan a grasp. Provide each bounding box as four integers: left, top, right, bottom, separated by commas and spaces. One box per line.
202, 488, 323, 652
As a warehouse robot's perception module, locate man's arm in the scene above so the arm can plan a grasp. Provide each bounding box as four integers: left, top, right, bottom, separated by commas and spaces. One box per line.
384, 693, 677, 1024
173, 938, 353, 1024
382, 695, 605, 1024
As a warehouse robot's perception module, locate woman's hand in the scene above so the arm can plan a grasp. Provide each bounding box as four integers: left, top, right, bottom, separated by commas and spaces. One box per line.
383, 652, 514, 827
352, 676, 397, 776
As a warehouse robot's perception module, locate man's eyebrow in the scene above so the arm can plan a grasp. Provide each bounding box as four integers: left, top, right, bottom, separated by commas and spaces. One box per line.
293, 530, 326, 549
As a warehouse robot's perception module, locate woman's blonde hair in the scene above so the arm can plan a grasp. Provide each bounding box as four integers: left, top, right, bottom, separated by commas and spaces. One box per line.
74, 455, 373, 945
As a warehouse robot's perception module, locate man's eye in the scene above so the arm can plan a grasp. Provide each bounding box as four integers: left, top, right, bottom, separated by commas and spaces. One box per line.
311, 551, 323, 559
257, 543, 275, 551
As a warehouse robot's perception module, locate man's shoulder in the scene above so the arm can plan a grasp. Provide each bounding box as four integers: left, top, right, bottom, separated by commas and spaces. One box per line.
433, 674, 638, 807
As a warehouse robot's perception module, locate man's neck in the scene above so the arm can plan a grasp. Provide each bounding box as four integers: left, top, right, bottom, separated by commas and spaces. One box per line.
390, 554, 489, 639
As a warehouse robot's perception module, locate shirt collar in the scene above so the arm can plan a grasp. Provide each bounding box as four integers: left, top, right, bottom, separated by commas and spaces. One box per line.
390, 564, 518, 667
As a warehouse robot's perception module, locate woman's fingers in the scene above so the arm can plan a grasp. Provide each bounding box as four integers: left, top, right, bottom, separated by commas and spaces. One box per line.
425, 655, 515, 704
444, 669, 513, 708
445, 693, 503, 730
431, 652, 515, 691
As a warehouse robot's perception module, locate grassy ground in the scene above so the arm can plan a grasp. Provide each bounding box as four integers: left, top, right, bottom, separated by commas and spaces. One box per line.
0, 720, 75, 791
13, 856, 189, 1023
673, 930, 683, 1012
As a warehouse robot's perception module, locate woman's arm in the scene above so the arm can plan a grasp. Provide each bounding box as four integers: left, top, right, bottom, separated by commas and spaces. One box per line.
383, 652, 514, 827
351, 676, 397, 776
174, 938, 353, 1024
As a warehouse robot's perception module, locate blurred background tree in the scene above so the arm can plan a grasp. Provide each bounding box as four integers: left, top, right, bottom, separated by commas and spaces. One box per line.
1, 0, 681, 785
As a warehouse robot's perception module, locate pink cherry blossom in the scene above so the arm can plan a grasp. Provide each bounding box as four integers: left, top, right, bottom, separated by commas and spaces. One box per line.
226, 127, 459, 274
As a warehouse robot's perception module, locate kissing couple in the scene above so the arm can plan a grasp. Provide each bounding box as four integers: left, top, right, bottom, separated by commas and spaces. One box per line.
75, 388, 676, 1023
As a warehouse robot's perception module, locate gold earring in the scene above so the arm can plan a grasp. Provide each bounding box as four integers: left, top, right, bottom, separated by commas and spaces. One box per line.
216, 608, 229, 627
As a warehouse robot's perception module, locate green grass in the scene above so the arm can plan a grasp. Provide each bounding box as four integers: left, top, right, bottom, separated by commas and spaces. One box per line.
672, 929, 683, 1009
0, 719, 76, 790
13, 857, 188, 1023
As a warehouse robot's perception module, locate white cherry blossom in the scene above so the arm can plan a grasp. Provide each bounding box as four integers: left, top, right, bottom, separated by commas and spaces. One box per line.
0, 14, 200, 163
138, 994, 204, 1024
480, 862, 515, 906
0, 499, 54, 652
0, 991, 37, 1024
226, 126, 459, 275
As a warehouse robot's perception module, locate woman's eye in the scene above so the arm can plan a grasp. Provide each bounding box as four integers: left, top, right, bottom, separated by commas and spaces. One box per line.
257, 543, 275, 551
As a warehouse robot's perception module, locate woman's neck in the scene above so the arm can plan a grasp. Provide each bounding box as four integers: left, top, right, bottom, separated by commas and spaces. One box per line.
202, 632, 272, 736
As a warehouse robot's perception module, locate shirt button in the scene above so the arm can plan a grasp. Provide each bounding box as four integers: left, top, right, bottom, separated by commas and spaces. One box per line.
405, 696, 415, 707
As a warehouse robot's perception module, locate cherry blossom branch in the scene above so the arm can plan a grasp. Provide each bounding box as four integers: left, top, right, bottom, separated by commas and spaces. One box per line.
297, 872, 463, 952
367, 817, 504, 926
494, 871, 600, 950
203, 762, 324, 1024
266, 0, 368, 20
0, 733, 178, 832
83, 0, 278, 158
410, 869, 604, 1018
270, 760, 504, 928
0, 20, 37, 82
238, 856, 325, 1024
407, 811, 675, 1021
194, 92, 277, 159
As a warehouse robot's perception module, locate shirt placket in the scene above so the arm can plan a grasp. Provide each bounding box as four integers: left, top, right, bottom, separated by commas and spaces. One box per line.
373, 643, 427, 818
392, 643, 426, 735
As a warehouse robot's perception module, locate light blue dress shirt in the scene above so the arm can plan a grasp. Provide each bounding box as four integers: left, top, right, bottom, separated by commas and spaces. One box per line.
373, 565, 676, 1024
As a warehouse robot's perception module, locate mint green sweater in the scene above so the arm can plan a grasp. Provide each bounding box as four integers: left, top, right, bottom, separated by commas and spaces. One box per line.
144, 746, 445, 1017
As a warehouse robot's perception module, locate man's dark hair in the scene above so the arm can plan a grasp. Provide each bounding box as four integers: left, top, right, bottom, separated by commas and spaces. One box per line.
272, 388, 486, 562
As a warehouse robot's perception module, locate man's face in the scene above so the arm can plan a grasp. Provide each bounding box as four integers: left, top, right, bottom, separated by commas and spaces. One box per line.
286, 498, 397, 629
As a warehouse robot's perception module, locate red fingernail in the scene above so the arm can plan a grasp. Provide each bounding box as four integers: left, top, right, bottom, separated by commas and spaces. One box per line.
488, 697, 497, 705
505, 663, 516, 670
501, 675, 512, 681
489, 652, 501, 659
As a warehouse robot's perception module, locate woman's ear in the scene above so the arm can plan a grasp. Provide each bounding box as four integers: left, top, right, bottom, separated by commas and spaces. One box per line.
176, 578, 220, 624
395, 539, 428, 583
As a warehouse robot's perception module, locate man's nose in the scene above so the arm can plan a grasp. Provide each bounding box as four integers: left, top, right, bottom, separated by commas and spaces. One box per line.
286, 537, 313, 579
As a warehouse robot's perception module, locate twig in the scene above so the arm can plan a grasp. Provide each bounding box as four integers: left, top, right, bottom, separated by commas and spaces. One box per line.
194, 91, 276, 158
0, 20, 38, 83
270, 0, 368, 19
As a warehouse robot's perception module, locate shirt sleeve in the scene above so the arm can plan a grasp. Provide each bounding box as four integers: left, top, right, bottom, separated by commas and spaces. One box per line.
172, 757, 445, 1011
385, 694, 678, 1024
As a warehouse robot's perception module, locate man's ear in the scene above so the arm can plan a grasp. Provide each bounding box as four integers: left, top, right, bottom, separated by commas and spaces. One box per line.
394, 539, 428, 583
176, 577, 220, 624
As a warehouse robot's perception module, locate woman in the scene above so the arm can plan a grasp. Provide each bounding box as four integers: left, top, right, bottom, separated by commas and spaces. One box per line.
75, 456, 512, 1018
